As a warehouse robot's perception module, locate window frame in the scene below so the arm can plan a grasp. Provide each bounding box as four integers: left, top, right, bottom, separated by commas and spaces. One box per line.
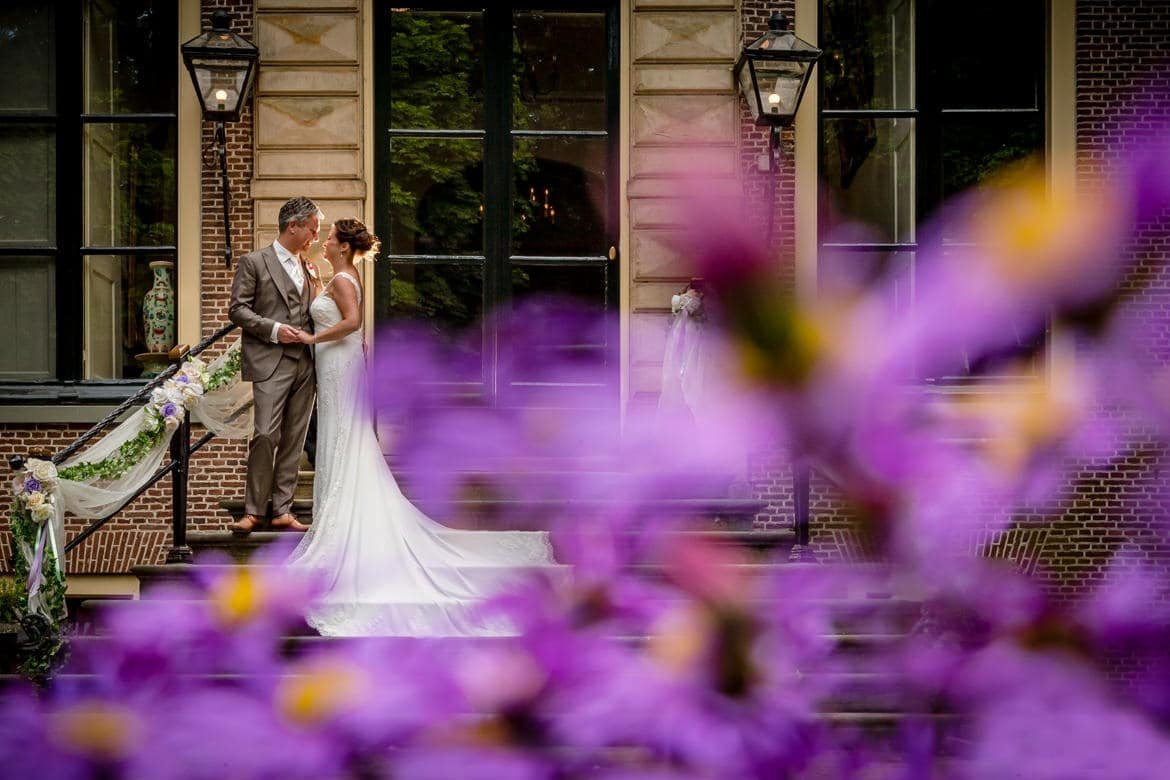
0, 0, 178, 403
815, 0, 1049, 386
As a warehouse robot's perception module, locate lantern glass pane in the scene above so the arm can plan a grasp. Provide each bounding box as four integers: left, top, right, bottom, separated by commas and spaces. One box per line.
754, 61, 809, 118
190, 58, 250, 114
737, 64, 762, 123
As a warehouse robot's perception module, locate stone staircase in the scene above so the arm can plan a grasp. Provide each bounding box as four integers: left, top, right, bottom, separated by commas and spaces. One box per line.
39, 462, 954, 754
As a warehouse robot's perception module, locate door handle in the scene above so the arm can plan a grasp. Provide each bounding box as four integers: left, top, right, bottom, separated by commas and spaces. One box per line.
608, 245, 617, 262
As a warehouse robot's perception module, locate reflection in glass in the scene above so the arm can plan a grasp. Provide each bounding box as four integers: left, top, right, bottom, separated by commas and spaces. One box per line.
83, 123, 177, 247
0, 257, 55, 379
513, 138, 606, 255
84, 0, 177, 114
389, 138, 484, 256
822, 118, 915, 243
941, 117, 1043, 200
81, 254, 173, 379
513, 12, 606, 131
0, 126, 55, 245
818, 249, 914, 315
932, 0, 1043, 110
388, 263, 483, 382
822, 0, 913, 110
389, 10, 484, 130
0, 2, 55, 113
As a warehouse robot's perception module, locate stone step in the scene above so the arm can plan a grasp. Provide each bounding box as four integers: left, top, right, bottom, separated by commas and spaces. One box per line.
217, 496, 768, 531
296, 468, 745, 503
123, 560, 903, 602
186, 527, 797, 563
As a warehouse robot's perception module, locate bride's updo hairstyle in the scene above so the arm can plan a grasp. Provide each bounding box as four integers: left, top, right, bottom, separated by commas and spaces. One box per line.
334, 218, 381, 260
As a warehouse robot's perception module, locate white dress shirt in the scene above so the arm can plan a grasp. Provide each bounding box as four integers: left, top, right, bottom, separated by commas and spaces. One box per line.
270, 240, 305, 343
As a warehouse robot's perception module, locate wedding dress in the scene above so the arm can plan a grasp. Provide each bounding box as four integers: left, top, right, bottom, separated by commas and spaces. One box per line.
286, 272, 558, 636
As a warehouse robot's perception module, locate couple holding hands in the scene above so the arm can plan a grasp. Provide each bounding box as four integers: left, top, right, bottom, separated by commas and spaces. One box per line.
225, 197, 556, 637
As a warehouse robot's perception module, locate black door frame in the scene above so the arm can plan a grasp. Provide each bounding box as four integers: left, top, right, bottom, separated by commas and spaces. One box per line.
374, 1, 621, 406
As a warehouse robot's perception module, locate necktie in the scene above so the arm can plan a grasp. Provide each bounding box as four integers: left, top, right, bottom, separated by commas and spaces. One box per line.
285, 256, 303, 292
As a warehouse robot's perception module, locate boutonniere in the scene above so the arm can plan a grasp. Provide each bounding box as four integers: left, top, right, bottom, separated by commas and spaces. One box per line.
304, 261, 320, 281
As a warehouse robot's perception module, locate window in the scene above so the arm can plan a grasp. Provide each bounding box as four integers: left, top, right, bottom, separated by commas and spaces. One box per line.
818, 0, 1046, 381
0, 0, 177, 390
374, 3, 620, 408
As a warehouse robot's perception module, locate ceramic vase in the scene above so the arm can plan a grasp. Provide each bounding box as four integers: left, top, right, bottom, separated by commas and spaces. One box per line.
142, 260, 175, 354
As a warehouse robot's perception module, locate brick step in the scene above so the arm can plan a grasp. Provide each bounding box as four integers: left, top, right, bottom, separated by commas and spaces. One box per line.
218, 496, 768, 531
186, 526, 797, 563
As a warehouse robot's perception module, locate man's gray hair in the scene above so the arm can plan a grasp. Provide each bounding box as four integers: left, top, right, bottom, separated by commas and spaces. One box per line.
278, 196, 324, 233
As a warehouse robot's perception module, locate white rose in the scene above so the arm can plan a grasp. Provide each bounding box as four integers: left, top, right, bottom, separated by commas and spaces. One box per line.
181, 383, 204, 402
671, 294, 683, 314
164, 414, 181, 431
30, 504, 54, 524
28, 459, 58, 487
24, 491, 45, 509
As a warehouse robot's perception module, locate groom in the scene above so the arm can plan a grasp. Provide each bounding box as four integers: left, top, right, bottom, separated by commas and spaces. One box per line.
228, 196, 323, 534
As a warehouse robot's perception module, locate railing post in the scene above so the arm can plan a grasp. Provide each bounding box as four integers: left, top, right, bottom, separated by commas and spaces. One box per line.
166, 413, 193, 564
788, 458, 817, 562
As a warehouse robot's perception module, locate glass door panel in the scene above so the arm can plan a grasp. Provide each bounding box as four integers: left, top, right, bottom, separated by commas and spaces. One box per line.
376, 3, 618, 408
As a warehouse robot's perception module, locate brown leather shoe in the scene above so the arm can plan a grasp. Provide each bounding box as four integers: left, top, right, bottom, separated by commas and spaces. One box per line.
270, 513, 310, 532
230, 513, 265, 535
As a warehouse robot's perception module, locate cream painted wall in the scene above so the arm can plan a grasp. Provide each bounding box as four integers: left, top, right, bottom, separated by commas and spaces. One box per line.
177, 0, 201, 347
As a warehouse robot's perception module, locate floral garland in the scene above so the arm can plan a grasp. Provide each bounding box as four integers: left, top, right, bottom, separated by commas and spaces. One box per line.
8, 346, 243, 678
59, 350, 240, 483
10, 458, 66, 679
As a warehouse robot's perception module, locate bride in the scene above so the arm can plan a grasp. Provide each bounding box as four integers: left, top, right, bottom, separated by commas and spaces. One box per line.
285, 218, 557, 636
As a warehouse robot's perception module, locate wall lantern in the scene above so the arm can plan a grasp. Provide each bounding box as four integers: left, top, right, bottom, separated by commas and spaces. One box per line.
181, 10, 260, 266
734, 12, 821, 130
734, 12, 822, 563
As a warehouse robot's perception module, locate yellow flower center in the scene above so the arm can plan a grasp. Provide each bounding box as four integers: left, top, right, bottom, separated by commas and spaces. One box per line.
48, 701, 141, 761
275, 660, 367, 727
647, 603, 711, 674
209, 569, 264, 627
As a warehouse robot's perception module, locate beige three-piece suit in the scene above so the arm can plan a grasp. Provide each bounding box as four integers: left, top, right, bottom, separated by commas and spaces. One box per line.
228, 245, 316, 518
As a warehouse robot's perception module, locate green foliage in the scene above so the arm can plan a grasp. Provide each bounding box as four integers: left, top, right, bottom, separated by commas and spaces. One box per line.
205, 349, 242, 392
8, 506, 66, 681
0, 578, 23, 623
58, 418, 166, 483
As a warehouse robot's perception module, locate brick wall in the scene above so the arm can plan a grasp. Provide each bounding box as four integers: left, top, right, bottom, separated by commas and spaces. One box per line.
1030, 0, 1170, 601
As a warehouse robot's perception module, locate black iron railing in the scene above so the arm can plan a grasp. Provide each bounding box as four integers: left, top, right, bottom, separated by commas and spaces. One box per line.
11, 322, 238, 565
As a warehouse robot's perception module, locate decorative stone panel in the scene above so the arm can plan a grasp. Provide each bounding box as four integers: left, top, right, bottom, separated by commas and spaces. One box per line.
633, 13, 739, 61
251, 1, 366, 224
628, 1, 738, 401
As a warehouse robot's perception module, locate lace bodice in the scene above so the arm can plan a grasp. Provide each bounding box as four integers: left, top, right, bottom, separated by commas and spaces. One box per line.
309, 271, 361, 332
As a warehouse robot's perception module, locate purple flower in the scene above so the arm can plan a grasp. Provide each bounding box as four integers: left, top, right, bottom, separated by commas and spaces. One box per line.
23, 475, 41, 494
161, 402, 177, 418
176, 374, 189, 384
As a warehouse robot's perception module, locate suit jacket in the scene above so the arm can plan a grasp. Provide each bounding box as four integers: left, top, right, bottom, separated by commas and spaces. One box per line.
229, 244, 314, 383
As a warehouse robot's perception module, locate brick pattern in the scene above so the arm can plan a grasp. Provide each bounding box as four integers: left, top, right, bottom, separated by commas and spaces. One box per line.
740, 1, 798, 285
